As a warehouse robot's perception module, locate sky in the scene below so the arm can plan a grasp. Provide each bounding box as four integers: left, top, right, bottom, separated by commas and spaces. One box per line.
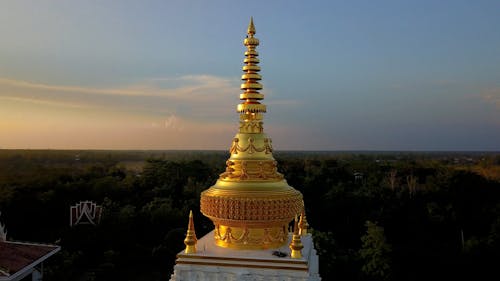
0, 0, 499, 151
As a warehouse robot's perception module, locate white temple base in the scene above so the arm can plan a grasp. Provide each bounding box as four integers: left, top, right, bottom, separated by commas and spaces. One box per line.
170, 230, 321, 281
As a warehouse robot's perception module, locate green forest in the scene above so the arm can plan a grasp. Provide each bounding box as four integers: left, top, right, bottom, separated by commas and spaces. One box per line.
0, 149, 499, 281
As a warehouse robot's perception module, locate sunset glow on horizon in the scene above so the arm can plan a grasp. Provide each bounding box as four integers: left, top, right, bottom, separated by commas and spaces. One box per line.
1, 1, 499, 150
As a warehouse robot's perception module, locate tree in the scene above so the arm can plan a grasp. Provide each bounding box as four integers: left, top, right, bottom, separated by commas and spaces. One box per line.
359, 221, 392, 280
387, 169, 398, 191
406, 174, 418, 198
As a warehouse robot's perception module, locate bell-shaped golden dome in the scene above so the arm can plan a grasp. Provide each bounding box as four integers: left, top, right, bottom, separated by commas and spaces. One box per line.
200, 17, 303, 250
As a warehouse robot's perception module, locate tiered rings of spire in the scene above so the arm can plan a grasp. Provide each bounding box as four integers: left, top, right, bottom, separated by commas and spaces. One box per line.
238, 17, 266, 124
200, 18, 304, 250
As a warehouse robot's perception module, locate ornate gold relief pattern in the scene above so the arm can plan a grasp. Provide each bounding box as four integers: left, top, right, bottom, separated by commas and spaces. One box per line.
239, 120, 264, 133
229, 137, 273, 155
213, 224, 287, 249
200, 191, 303, 225
219, 160, 283, 181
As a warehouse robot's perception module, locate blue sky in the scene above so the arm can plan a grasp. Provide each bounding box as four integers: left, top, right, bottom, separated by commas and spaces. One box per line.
0, 0, 499, 150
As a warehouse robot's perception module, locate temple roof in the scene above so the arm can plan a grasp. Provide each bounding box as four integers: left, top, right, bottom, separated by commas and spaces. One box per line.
0, 240, 60, 280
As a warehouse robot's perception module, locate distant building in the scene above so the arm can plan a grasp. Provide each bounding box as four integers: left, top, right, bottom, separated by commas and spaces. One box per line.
169, 18, 320, 281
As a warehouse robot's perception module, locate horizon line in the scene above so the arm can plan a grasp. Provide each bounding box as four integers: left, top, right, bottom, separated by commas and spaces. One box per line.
1, 148, 499, 153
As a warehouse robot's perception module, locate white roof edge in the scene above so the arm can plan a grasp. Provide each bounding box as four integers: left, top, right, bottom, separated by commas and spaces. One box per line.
2, 240, 59, 248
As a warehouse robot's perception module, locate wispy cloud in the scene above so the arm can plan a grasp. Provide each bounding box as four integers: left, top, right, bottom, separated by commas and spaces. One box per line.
0, 75, 305, 149
0, 96, 94, 109
0, 78, 141, 96
0, 75, 301, 118
480, 88, 500, 109
0, 75, 237, 100
0, 75, 242, 149
163, 114, 183, 130
0, 75, 239, 117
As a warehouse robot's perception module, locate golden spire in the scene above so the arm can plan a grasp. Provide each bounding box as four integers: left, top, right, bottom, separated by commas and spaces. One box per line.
238, 16, 265, 133
183, 210, 197, 254
200, 18, 303, 250
298, 209, 309, 236
290, 216, 304, 259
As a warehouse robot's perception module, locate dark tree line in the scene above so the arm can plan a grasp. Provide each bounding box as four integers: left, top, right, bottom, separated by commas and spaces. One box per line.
278, 155, 500, 280
0, 150, 499, 280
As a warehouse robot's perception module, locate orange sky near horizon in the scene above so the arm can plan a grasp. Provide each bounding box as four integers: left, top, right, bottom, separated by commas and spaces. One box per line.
1, 1, 499, 151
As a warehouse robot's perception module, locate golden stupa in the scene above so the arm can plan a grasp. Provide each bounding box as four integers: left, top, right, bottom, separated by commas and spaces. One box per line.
200, 18, 304, 250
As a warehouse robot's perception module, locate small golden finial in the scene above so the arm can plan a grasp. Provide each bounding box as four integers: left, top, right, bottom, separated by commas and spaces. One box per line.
298, 209, 309, 236
184, 210, 197, 254
289, 216, 304, 259
247, 17, 256, 36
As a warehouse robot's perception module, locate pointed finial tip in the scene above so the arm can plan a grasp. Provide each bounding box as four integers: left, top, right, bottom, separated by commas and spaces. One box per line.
293, 216, 300, 235
247, 16, 256, 35
299, 209, 309, 236
187, 210, 195, 230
